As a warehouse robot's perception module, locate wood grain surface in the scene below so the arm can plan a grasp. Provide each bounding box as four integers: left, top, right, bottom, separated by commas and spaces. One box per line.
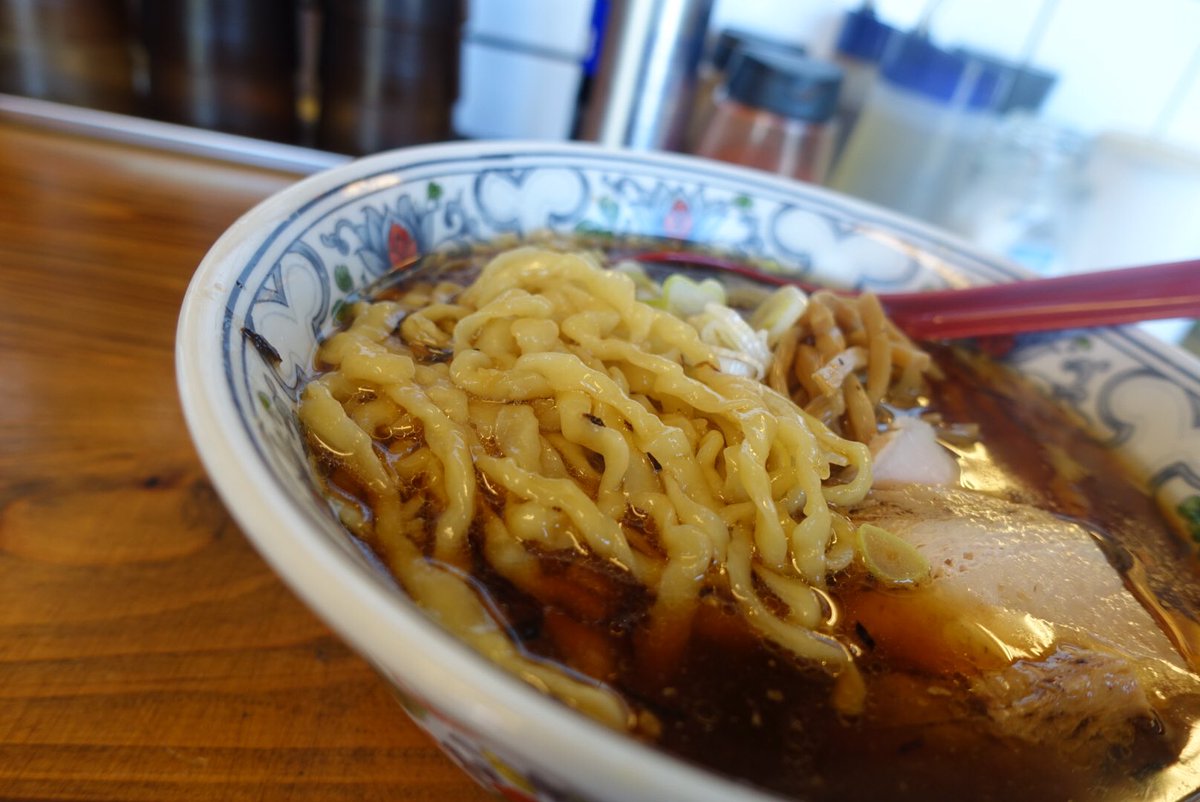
0, 120, 491, 801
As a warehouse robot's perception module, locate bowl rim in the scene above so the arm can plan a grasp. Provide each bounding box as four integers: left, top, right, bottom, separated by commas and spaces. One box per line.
174, 139, 1192, 801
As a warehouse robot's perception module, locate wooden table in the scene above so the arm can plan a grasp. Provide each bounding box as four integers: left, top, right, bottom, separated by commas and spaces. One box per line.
0, 111, 491, 801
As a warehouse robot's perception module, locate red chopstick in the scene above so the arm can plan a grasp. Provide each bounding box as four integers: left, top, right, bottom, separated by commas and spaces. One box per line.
633, 252, 1200, 341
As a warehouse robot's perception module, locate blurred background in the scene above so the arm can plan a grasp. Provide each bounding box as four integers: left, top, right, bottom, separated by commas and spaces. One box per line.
2, 0, 1197, 345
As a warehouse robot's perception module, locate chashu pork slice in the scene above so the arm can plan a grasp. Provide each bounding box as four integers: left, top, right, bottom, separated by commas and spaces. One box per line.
848, 482, 1198, 754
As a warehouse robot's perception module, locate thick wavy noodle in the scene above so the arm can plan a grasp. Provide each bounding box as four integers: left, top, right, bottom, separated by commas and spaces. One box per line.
299, 247, 875, 730
767, 289, 938, 442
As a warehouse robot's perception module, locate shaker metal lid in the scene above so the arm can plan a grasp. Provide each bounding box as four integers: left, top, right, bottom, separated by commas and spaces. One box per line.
725, 49, 843, 123
710, 28, 806, 72
879, 35, 1055, 113
835, 6, 895, 64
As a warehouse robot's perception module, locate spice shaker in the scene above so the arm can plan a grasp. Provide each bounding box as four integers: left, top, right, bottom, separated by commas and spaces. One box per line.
684, 27, 806, 151
693, 49, 842, 184
829, 34, 1001, 222
830, 4, 895, 165
577, 0, 714, 151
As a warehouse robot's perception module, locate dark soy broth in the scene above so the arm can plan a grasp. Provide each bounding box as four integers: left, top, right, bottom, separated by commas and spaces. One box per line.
442, 347, 1200, 801
306, 240, 1200, 801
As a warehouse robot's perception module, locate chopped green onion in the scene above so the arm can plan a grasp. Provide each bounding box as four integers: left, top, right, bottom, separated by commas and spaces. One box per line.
688, 304, 771, 379
662, 274, 726, 317
749, 285, 809, 346
856, 523, 930, 587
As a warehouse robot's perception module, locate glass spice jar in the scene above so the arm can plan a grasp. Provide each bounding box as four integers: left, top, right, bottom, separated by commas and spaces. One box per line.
693, 48, 843, 184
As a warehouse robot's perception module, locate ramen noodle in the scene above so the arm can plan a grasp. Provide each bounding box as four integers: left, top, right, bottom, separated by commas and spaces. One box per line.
766, 289, 936, 442
297, 246, 934, 725
297, 244, 1200, 800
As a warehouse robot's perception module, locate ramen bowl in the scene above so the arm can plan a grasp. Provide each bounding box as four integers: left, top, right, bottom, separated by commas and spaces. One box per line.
176, 141, 1200, 801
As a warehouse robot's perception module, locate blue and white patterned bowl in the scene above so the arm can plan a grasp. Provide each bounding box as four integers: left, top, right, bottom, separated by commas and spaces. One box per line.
176, 141, 1200, 802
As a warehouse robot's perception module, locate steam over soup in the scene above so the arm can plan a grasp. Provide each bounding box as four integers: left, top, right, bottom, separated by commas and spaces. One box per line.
298, 244, 1200, 801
